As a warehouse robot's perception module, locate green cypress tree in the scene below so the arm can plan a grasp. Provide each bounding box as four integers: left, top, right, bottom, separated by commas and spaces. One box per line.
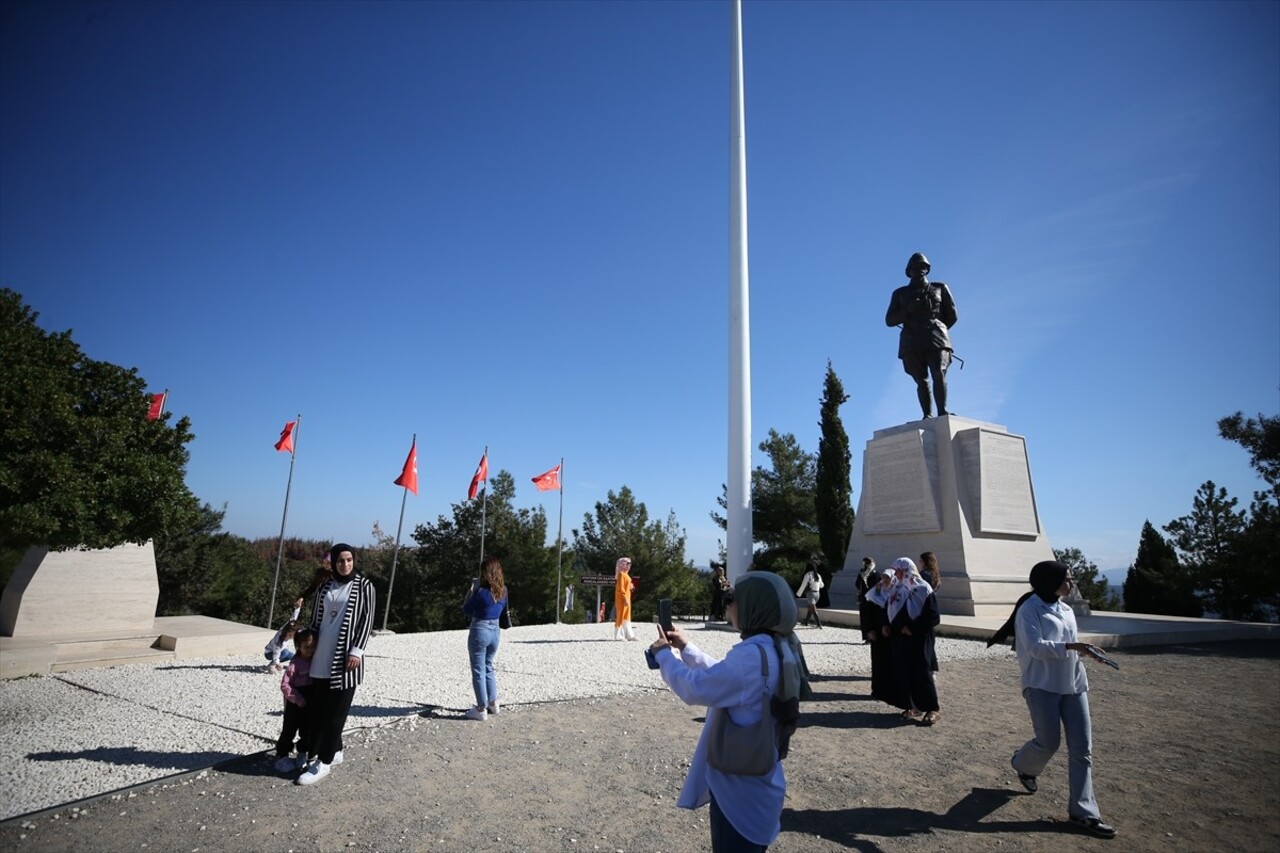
815, 361, 854, 604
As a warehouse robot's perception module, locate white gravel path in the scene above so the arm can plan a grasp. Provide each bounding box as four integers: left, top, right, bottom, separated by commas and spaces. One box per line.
0, 622, 1008, 821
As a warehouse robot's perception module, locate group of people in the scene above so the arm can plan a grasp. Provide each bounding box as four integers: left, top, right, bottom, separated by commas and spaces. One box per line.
270, 543, 376, 786
648, 557, 1117, 850
857, 555, 942, 724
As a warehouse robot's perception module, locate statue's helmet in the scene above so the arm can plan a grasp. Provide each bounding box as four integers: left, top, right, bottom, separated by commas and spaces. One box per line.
905, 252, 931, 276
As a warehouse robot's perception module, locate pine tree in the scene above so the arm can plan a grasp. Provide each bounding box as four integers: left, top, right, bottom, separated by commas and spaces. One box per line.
1123, 520, 1201, 616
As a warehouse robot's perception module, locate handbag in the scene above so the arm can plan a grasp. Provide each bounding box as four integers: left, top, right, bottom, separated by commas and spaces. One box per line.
705, 643, 777, 776
499, 603, 511, 630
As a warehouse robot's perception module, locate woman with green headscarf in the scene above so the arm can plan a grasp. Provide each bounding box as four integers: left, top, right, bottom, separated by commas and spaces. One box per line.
649, 571, 810, 852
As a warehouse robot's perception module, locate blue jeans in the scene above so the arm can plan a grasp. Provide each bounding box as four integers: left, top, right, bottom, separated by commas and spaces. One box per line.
1014, 687, 1100, 820
264, 648, 294, 664
468, 619, 501, 708
709, 793, 768, 853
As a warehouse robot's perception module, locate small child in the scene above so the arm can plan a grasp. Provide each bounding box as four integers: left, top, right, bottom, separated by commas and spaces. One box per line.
274, 628, 316, 773
263, 601, 303, 673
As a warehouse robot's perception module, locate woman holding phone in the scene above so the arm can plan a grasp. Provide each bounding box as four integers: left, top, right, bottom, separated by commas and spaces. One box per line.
994, 560, 1118, 839
648, 571, 809, 852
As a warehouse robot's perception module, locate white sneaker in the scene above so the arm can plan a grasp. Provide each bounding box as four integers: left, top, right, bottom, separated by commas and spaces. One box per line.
274, 755, 299, 773
295, 761, 330, 785
486, 701, 500, 715
330, 750, 344, 766
464, 706, 488, 721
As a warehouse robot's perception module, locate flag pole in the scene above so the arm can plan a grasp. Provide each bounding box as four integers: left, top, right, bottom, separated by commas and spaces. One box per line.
554, 457, 565, 623
159, 389, 168, 420
478, 446, 489, 568
268, 414, 301, 628
383, 432, 414, 633
727, 0, 754, 583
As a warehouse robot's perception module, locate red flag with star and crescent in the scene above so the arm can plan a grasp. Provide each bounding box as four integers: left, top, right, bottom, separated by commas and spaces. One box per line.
395, 438, 419, 495
468, 452, 488, 500
531, 463, 561, 492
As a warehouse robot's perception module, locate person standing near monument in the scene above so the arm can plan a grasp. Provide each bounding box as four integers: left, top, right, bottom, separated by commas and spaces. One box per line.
885, 252, 958, 419
297, 543, 374, 786
614, 557, 637, 641
996, 560, 1118, 839
885, 557, 941, 724
795, 556, 825, 629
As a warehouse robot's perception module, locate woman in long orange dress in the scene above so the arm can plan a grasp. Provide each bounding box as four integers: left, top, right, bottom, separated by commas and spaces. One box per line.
614, 557, 636, 640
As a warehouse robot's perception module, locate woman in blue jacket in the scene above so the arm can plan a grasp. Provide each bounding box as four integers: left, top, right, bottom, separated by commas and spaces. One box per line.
462, 556, 509, 721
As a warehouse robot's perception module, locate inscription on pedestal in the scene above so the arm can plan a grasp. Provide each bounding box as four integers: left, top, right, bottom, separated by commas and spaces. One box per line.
975, 430, 1039, 535
861, 430, 941, 534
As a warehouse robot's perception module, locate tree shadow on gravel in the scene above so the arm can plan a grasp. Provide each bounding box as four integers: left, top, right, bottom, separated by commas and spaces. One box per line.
783, 787, 1059, 848
25, 746, 244, 771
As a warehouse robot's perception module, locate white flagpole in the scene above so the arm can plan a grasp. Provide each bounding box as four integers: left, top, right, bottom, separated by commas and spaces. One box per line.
554, 457, 565, 623
159, 389, 168, 419
383, 433, 414, 632
728, 0, 754, 583
478, 446, 489, 568
268, 414, 301, 627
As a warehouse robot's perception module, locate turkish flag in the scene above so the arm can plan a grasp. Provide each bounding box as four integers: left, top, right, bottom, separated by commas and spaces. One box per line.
395, 439, 419, 495
146, 392, 166, 421
531, 463, 561, 492
274, 421, 296, 453
468, 452, 488, 500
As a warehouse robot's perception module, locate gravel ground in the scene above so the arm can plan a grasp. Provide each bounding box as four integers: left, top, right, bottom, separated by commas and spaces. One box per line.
1, 622, 1006, 821
2, 624, 1277, 853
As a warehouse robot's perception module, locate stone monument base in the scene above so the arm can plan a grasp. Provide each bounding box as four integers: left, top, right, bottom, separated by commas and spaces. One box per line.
829, 415, 1076, 619
1, 542, 160, 637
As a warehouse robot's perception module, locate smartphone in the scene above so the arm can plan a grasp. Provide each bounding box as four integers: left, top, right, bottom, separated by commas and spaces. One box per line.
643, 647, 661, 670
658, 598, 673, 633
1087, 645, 1121, 670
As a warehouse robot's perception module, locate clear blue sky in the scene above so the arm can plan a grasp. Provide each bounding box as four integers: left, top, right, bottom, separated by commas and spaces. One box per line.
3, 1, 1277, 571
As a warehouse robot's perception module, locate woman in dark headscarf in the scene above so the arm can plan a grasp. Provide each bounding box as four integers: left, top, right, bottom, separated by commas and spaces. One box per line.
649, 571, 810, 852
296, 542, 375, 786
999, 560, 1118, 839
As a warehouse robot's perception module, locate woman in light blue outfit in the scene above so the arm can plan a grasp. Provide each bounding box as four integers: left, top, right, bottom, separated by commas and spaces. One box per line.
462, 556, 508, 721
649, 571, 809, 852
1000, 560, 1118, 840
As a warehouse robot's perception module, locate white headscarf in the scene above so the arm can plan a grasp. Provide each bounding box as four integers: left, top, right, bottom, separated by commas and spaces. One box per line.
886, 557, 934, 622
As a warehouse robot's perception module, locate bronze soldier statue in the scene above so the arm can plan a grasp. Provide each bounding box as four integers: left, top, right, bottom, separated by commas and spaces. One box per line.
885, 252, 958, 419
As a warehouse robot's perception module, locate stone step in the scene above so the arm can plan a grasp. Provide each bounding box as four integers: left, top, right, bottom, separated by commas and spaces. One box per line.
50, 638, 175, 673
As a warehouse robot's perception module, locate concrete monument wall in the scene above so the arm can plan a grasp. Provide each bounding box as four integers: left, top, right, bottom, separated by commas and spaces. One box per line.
1, 542, 160, 637
830, 415, 1058, 619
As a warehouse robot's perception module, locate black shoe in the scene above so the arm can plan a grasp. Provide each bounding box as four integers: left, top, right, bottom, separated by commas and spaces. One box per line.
1068, 816, 1117, 839
1011, 755, 1037, 793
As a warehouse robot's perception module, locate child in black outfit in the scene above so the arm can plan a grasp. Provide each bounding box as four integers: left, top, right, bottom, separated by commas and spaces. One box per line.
274, 628, 317, 772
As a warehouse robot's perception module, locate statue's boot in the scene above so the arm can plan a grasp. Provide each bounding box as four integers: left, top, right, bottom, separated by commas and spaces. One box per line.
935, 383, 949, 417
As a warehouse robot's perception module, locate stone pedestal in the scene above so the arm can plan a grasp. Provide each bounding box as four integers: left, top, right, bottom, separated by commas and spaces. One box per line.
1, 542, 159, 637
830, 415, 1061, 619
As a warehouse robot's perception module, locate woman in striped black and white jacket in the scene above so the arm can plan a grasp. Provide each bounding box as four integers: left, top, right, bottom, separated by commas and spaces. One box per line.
297, 542, 375, 786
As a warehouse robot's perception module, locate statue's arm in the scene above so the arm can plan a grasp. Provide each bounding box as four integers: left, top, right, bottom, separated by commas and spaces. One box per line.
885, 289, 905, 327
939, 284, 957, 328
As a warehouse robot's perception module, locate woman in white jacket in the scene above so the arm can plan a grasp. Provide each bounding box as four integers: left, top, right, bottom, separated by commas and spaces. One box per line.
996, 560, 1118, 839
